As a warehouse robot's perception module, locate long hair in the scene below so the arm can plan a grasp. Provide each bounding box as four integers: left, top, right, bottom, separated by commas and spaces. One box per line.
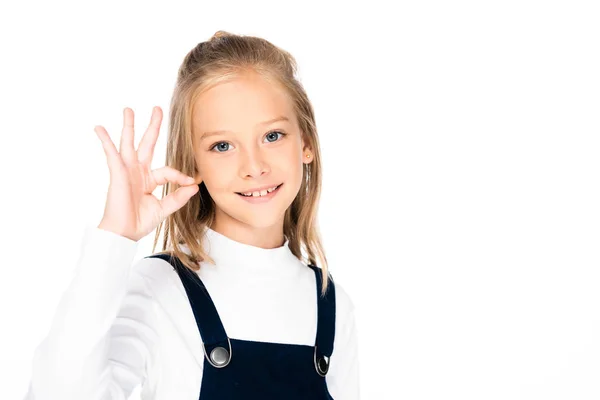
151, 30, 330, 296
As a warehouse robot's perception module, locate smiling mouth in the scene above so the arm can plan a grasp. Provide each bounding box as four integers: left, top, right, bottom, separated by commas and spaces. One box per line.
236, 183, 283, 197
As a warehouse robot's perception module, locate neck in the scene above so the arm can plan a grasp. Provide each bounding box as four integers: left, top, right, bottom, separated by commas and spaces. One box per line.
209, 220, 286, 250
194, 225, 296, 274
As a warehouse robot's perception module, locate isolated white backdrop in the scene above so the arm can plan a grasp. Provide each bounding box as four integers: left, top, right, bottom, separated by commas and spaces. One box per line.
1, 0, 599, 399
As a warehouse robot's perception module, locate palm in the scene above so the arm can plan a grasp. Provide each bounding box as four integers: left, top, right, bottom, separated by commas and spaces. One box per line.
95, 107, 198, 242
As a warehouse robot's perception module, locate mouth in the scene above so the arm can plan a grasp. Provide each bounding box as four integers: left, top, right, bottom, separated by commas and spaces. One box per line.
236, 183, 283, 198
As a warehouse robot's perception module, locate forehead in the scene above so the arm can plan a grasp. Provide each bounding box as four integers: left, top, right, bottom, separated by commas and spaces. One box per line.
192, 73, 295, 132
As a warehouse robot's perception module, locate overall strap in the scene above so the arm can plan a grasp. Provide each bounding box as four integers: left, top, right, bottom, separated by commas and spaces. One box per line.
308, 264, 336, 376
144, 253, 231, 368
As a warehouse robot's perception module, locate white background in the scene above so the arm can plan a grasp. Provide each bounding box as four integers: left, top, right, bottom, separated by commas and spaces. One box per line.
2, 0, 599, 399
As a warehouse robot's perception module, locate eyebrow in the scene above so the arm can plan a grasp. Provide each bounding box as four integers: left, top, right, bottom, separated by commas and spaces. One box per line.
199, 116, 290, 142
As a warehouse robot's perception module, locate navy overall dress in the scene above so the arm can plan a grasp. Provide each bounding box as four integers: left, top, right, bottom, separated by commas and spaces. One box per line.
144, 253, 336, 399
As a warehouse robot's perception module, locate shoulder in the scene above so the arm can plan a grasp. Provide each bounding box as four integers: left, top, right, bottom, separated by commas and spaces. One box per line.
130, 253, 182, 289
307, 264, 356, 319
332, 277, 356, 323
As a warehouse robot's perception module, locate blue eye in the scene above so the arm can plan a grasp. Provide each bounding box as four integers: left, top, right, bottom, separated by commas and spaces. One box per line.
209, 130, 287, 153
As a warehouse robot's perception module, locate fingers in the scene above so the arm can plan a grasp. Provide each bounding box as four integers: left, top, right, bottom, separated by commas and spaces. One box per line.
137, 106, 162, 165
159, 184, 200, 217
119, 108, 137, 164
152, 166, 196, 187
94, 125, 122, 177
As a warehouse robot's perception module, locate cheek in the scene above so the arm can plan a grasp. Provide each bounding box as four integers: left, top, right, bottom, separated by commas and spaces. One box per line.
200, 163, 234, 192
285, 158, 306, 191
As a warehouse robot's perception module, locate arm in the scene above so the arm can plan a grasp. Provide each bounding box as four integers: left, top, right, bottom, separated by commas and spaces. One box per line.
24, 225, 158, 400
326, 285, 361, 399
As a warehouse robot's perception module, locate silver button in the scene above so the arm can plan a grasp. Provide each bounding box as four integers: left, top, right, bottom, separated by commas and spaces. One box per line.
210, 346, 230, 366
316, 355, 329, 375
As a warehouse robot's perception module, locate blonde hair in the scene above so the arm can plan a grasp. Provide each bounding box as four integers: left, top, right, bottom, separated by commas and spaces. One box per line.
151, 30, 331, 296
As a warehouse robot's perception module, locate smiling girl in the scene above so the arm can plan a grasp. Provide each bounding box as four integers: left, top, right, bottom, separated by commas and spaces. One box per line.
25, 31, 359, 399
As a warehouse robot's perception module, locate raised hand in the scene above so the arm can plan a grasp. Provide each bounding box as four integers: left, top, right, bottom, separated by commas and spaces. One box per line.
94, 106, 199, 242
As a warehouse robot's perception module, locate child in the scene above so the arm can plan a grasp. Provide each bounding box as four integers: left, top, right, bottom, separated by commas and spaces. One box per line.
25, 31, 359, 399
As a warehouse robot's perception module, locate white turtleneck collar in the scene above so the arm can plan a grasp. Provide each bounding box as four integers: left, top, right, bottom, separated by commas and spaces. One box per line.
180, 226, 301, 275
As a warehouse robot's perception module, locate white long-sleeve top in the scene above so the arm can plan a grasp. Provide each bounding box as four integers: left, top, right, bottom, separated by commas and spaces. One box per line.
24, 225, 360, 399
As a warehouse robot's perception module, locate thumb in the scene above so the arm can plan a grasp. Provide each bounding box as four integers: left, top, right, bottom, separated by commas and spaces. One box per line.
160, 184, 200, 217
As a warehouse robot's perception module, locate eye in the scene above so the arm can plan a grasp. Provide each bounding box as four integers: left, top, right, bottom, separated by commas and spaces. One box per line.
209, 141, 231, 153
209, 130, 287, 153
265, 130, 286, 143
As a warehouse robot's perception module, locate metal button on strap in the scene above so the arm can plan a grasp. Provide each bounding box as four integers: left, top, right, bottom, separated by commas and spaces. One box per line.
314, 345, 330, 377
316, 355, 329, 375
203, 337, 232, 368
210, 346, 230, 367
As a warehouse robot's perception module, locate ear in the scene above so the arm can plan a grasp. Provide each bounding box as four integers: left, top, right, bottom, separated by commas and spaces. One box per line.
302, 141, 314, 165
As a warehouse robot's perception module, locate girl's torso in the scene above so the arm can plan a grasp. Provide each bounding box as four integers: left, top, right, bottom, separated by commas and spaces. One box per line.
133, 253, 349, 399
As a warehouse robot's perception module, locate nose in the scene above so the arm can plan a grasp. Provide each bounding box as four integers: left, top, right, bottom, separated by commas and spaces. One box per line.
240, 148, 271, 178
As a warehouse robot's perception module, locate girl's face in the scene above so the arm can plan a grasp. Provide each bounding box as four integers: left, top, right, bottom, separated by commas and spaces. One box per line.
191, 72, 312, 235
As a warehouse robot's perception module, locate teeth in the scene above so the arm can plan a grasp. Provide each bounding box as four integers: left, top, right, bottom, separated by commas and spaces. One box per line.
240, 184, 279, 197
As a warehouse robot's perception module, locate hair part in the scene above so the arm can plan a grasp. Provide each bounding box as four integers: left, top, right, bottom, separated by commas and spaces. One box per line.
150, 30, 331, 296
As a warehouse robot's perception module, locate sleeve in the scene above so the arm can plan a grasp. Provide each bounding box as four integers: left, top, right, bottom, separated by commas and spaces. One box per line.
326, 283, 361, 399
23, 224, 159, 400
